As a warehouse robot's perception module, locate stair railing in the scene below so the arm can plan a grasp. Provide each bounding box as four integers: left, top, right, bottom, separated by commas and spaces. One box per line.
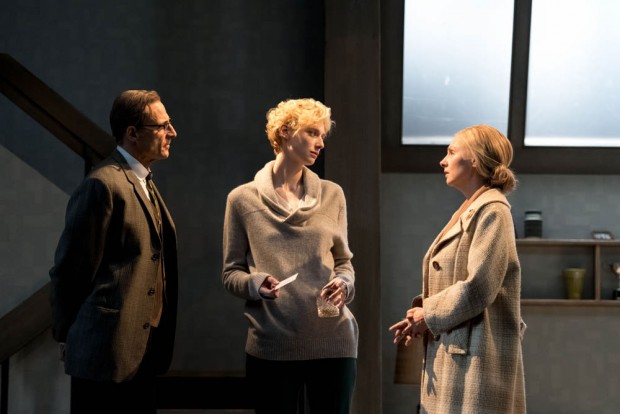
0, 53, 115, 414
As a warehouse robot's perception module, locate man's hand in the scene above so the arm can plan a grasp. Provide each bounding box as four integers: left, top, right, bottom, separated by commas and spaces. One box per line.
59, 342, 66, 362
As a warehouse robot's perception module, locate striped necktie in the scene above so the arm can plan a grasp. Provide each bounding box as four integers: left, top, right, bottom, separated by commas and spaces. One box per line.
146, 172, 165, 326
146, 172, 161, 225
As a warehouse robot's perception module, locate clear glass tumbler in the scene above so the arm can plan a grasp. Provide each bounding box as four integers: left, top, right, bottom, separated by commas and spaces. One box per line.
316, 289, 340, 318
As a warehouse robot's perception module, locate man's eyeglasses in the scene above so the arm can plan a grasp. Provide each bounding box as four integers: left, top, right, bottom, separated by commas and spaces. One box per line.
139, 119, 174, 133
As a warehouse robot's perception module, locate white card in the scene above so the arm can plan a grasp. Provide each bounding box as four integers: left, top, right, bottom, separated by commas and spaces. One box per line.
275, 273, 298, 289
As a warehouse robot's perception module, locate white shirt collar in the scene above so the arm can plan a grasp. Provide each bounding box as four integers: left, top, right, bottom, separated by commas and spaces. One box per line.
117, 146, 150, 180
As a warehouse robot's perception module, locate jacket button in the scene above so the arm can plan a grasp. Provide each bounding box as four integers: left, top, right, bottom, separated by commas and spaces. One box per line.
148, 288, 156, 296
143, 323, 150, 329
432, 261, 441, 270
151, 253, 160, 261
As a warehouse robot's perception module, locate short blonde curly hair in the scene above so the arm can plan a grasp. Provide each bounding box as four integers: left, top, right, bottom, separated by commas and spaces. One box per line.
265, 98, 333, 154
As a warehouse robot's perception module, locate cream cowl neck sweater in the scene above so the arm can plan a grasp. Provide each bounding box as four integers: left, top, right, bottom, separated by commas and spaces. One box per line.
222, 161, 359, 360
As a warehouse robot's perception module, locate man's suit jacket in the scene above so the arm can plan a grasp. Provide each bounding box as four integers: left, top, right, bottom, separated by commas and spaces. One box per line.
49, 149, 178, 382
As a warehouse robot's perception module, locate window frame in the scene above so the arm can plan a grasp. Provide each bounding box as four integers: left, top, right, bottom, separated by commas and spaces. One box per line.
382, 0, 620, 174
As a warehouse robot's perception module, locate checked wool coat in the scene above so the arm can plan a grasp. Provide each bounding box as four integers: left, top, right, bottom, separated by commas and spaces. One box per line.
417, 189, 526, 413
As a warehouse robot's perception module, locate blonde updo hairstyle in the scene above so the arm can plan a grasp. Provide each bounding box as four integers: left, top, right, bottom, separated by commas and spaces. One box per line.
456, 124, 518, 194
265, 98, 333, 155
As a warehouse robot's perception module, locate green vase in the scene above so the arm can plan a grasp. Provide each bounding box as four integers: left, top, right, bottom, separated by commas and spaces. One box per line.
563, 268, 586, 300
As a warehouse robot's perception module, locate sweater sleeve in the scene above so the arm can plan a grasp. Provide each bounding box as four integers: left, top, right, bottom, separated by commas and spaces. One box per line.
331, 188, 356, 303
221, 192, 268, 301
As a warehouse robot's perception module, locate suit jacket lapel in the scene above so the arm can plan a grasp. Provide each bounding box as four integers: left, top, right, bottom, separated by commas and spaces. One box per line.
111, 150, 161, 234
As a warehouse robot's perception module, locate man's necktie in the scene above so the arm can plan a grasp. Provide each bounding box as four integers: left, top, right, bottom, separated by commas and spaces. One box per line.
146, 173, 161, 226
145, 172, 165, 326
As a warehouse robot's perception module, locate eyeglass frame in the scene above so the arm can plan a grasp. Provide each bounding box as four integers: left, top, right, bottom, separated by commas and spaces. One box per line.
137, 119, 174, 133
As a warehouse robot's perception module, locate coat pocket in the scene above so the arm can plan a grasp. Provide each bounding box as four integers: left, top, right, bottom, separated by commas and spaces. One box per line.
442, 321, 471, 355
65, 304, 121, 379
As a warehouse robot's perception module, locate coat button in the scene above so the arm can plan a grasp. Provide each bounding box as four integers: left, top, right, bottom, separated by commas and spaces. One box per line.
432, 261, 441, 270
143, 323, 150, 329
148, 288, 156, 296
151, 253, 160, 261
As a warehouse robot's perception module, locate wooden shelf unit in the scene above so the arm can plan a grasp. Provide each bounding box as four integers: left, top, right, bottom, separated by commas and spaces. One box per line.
516, 238, 620, 307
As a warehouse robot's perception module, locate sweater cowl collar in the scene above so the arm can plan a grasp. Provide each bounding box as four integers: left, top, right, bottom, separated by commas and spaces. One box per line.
254, 160, 322, 224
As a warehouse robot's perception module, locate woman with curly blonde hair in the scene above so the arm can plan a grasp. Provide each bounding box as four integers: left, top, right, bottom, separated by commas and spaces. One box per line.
223, 98, 358, 413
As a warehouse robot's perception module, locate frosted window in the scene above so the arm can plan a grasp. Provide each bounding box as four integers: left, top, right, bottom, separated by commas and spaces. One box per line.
525, 0, 620, 147
401, 0, 513, 145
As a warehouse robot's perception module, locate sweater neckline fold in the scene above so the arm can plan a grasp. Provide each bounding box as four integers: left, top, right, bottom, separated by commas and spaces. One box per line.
254, 161, 322, 224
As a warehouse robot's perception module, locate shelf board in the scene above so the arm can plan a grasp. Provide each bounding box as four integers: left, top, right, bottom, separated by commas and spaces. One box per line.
517, 239, 620, 306
522, 299, 620, 307
516, 238, 620, 247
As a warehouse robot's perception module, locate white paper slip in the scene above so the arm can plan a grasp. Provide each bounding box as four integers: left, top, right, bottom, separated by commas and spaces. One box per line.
275, 273, 298, 289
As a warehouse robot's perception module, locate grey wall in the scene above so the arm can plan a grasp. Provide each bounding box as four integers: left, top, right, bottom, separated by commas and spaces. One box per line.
381, 173, 620, 414
1, 0, 324, 412
4, 1, 620, 413
0, 145, 71, 414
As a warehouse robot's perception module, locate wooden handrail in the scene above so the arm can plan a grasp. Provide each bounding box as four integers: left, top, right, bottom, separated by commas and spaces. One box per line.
0, 283, 53, 363
0, 53, 115, 166
0, 53, 115, 362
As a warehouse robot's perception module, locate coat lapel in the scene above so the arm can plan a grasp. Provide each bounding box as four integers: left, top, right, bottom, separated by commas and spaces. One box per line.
430, 219, 463, 258
427, 190, 510, 262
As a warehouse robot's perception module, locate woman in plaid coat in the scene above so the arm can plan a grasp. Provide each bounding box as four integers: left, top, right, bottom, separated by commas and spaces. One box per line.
390, 125, 526, 413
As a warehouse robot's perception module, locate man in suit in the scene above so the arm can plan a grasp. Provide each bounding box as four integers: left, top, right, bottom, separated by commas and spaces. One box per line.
49, 90, 179, 414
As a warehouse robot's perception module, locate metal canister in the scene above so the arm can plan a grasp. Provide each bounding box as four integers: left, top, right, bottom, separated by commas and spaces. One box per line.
524, 210, 543, 238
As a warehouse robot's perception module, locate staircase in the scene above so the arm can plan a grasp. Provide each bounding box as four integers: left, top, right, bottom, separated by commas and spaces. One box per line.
0, 53, 252, 413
